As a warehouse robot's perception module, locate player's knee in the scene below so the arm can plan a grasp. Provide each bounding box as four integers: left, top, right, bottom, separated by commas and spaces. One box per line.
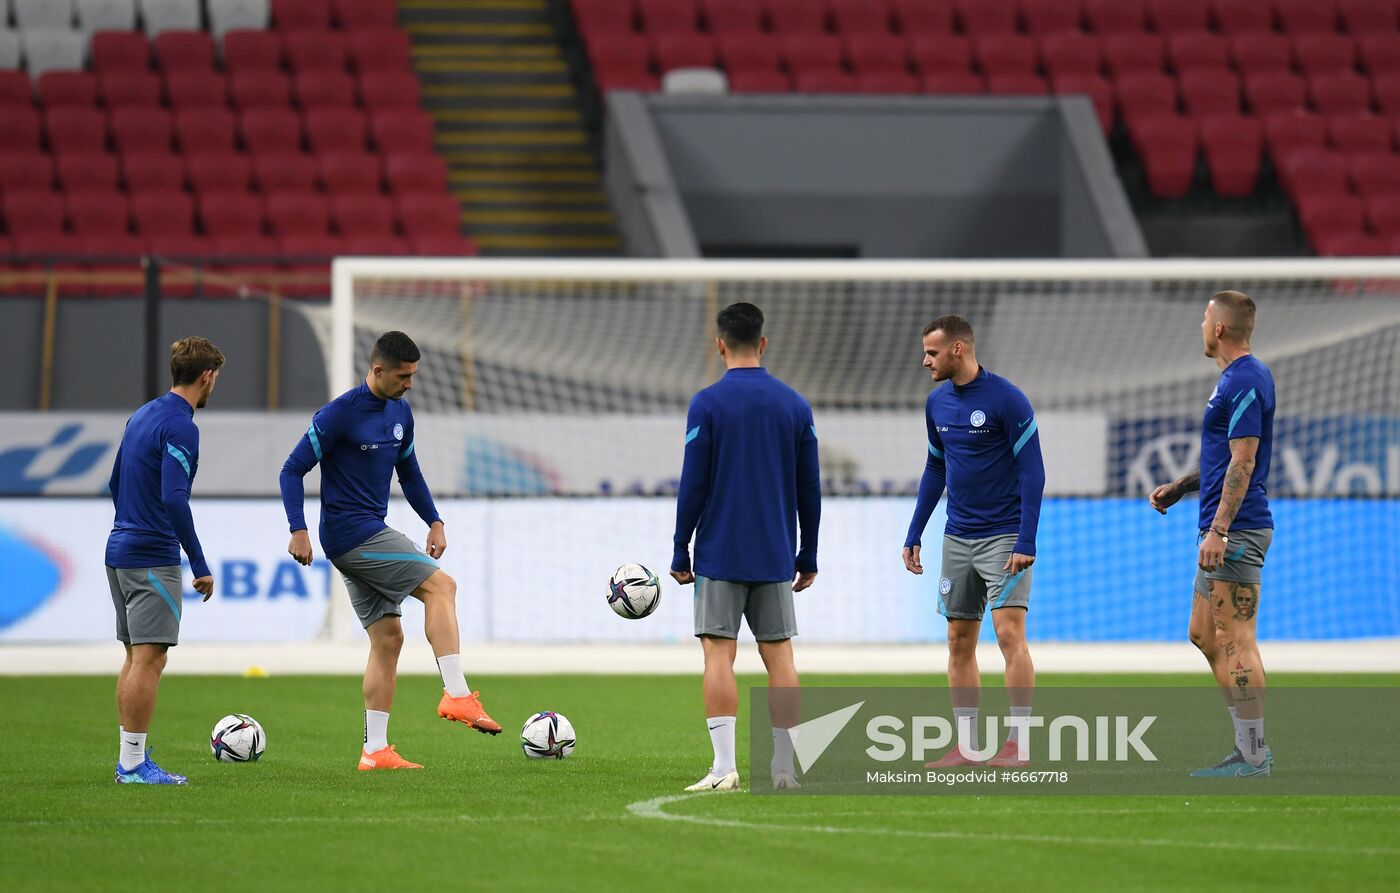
946, 627, 978, 657
994, 626, 1025, 655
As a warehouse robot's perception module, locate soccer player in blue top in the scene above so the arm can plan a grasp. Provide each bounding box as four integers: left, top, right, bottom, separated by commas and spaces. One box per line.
108, 336, 223, 785
1150, 291, 1275, 777
280, 331, 501, 772
672, 303, 821, 793
902, 315, 1045, 769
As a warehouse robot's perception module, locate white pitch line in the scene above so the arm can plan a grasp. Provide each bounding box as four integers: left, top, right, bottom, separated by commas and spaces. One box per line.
625, 794, 1400, 858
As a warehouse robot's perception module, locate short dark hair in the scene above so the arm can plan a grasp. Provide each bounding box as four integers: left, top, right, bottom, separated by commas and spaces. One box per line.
922, 314, 975, 343
169, 336, 225, 386
1209, 290, 1256, 342
371, 331, 421, 367
717, 302, 764, 351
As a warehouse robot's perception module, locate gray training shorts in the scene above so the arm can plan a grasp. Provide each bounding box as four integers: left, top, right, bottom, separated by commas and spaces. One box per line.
331, 528, 440, 629
938, 533, 1032, 621
108, 565, 183, 646
694, 576, 797, 641
1194, 527, 1273, 597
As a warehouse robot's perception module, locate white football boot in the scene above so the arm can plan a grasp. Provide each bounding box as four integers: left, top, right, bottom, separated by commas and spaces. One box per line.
684, 770, 741, 792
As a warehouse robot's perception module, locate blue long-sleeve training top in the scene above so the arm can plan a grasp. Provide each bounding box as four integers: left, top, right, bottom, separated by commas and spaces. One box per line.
280, 382, 441, 560
1199, 354, 1275, 531
904, 367, 1046, 556
105, 391, 210, 578
673, 366, 821, 582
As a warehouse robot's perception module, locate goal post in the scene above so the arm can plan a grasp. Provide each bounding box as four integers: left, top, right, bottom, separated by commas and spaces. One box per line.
313, 257, 1400, 644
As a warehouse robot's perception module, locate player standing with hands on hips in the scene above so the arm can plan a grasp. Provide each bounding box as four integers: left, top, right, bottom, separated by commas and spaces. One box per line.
903, 315, 1044, 768
108, 337, 223, 785
1150, 290, 1276, 777
672, 303, 821, 792
280, 331, 501, 773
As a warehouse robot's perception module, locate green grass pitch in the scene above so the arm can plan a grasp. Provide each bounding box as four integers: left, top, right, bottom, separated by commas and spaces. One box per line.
3, 673, 1397, 892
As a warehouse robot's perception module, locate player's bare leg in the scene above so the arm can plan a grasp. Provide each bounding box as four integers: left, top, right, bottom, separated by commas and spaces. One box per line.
928, 619, 984, 767
358, 616, 420, 769
117, 643, 167, 735
758, 638, 800, 788
988, 607, 1034, 767
1210, 580, 1269, 765
1189, 591, 1237, 716
417, 570, 501, 734
686, 635, 741, 792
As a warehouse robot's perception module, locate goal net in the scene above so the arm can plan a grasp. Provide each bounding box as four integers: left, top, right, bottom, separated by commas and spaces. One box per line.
304, 259, 1400, 644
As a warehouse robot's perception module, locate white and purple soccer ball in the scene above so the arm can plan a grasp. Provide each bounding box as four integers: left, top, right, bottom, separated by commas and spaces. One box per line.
210, 714, 266, 763
608, 563, 661, 619
520, 711, 576, 760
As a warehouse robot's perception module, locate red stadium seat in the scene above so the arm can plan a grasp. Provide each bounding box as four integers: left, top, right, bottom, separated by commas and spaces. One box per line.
410, 232, 477, 256
1210, 0, 1273, 34
571, 0, 635, 40
1103, 34, 1164, 77
45, 108, 107, 154
1245, 71, 1307, 115
652, 33, 717, 72
1054, 74, 1114, 133
55, 152, 118, 192
1342, 0, 1398, 33
253, 152, 319, 192
200, 192, 265, 238
1085, 0, 1145, 34
976, 34, 1038, 76
1360, 35, 1400, 76
272, 0, 333, 30
892, 0, 955, 34
295, 70, 357, 107
347, 29, 412, 73
1315, 231, 1387, 256
165, 71, 228, 109
1282, 148, 1349, 195
1199, 114, 1261, 196
370, 109, 436, 153
187, 152, 253, 195
1375, 74, 1400, 114
280, 230, 343, 257
908, 34, 973, 75
1298, 192, 1365, 239
845, 34, 909, 74
727, 68, 792, 92
766, 0, 828, 34
90, 32, 150, 73
266, 190, 332, 235
1263, 111, 1327, 164
344, 233, 411, 255
230, 71, 293, 110
830, 0, 894, 35
988, 73, 1048, 95
637, 0, 698, 33
1365, 193, 1400, 233
1115, 72, 1179, 122
588, 33, 652, 69
1169, 33, 1229, 73
1180, 68, 1240, 118
318, 151, 381, 194
155, 31, 216, 72
241, 107, 304, 154
145, 233, 212, 258
1328, 113, 1392, 152
39, 72, 98, 109
0, 152, 53, 194
304, 108, 367, 154
333, 193, 396, 236
717, 32, 779, 72
66, 190, 130, 236
122, 151, 185, 191
1350, 150, 1400, 194
396, 191, 460, 237
1147, 0, 1208, 35
955, 0, 1017, 34
1131, 114, 1198, 197
358, 71, 422, 110
793, 69, 860, 93
384, 152, 449, 194
594, 68, 660, 92
175, 108, 237, 153
1230, 33, 1292, 74
3, 192, 64, 234
1040, 33, 1101, 79
856, 69, 920, 92
284, 31, 349, 74
703, 0, 763, 34
0, 71, 32, 107
782, 35, 842, 73
921, 71, 986, 93
1310, 73, 1372, 114
131, 190, 195, 237
111, 108, 173, 154
1294, 34, 1357, 78
1021, 0, 1081, 34
207, 234, 282, 297
223, 30, 284, 74
98, 72, 162, 108
334, 0, 399, 31
1277, 0, 1338, 35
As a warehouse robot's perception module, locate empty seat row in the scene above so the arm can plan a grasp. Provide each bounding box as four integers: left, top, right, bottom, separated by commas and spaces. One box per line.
5, 1, 395, 36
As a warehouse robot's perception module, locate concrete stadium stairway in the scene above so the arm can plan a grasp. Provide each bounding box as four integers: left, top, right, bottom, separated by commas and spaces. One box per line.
400, 0, 621, 255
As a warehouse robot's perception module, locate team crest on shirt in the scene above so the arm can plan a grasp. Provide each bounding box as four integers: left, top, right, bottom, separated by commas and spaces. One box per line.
393, 423, 404, 441
969, 410, 986, 427
939, 577, 952, 595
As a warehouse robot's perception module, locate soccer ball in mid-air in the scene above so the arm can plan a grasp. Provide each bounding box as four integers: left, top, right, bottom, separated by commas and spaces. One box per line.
210, 714, 266, 762
520, 711, 576, 760
608, 563, 661, 619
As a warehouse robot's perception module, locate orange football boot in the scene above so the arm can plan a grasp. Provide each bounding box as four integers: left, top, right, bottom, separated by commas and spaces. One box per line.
357, 745, 423, 771
437, 690, 503, 735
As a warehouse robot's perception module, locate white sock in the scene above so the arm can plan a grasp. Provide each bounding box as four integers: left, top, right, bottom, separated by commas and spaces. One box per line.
771, 727, 796, 777
953, 707, 979, 756
119, 727, 146, 771
1228, 705, 1239, 748
1007, 705, 1033, 745
707, 716, 737, 776
364, 710, 390, 753
1233, 715, 1266, 766
436, 654, 470, 698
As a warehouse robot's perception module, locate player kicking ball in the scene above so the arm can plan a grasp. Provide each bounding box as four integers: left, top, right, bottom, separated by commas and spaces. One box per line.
1150, 291, 1275, 778
902, 316, 1045, 769
280, 331, 500, 772
108, 337, 223, 784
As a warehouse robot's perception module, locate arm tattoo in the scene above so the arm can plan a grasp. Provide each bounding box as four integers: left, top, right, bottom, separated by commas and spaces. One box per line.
1213, 456, 1255, 528
1175, 470, 1200, 495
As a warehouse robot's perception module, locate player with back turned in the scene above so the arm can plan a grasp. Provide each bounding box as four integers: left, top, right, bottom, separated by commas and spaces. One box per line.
107, 337, 223, 785
672, 303, 821, 792
280, 331, 501, 772
1150, 290, 1276, 777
